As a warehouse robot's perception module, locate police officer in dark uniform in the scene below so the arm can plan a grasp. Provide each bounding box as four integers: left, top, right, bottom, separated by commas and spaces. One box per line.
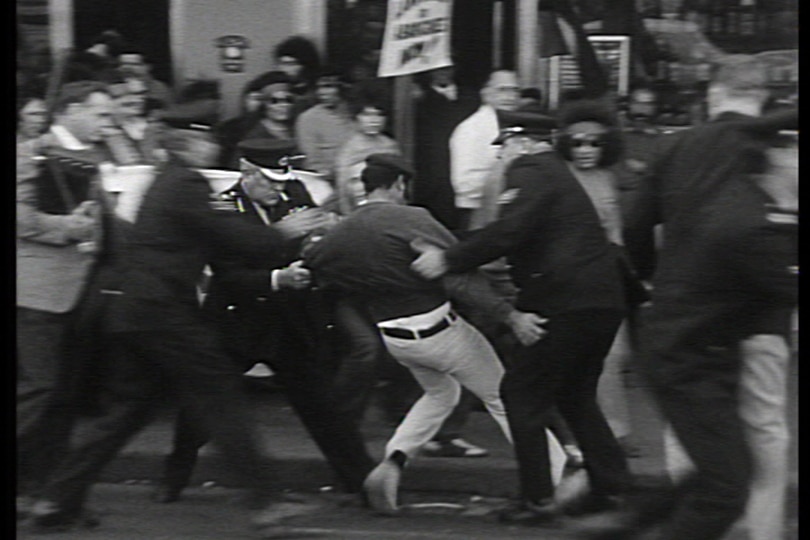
27, 117, 334, 535
153, 138, 374, 502
410, 110, 632, 525
601, 58, 799, 540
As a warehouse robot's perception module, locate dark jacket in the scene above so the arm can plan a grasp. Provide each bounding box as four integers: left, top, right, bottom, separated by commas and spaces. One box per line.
623, 111, 798, 354
444, 150, 626, 315
106, 160, 289, 333
200, 181, 329, 363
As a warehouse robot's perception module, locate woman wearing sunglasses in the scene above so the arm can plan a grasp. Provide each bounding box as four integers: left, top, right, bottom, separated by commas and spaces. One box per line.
554, 99, 645, 461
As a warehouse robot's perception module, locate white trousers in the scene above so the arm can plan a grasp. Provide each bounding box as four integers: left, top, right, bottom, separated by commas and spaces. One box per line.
382, 314, 566, 484
663, 334, 792, 540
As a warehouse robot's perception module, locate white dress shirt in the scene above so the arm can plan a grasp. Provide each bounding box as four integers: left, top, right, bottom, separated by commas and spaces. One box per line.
448, 105, 500, 210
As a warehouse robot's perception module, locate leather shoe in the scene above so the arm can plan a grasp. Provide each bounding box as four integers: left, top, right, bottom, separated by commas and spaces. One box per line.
498, 499, 562, 526
151, 483, 183, 503
362, 459, 401, 515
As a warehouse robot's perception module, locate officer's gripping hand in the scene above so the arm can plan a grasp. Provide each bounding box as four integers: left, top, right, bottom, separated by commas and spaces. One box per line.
276, 260, 312, 290
506, 310, 548, 347
274, 208, 332, 241
410, 238, 448, 279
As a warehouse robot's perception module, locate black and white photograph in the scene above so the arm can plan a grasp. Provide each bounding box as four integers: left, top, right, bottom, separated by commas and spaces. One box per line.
16, 1, 797, 538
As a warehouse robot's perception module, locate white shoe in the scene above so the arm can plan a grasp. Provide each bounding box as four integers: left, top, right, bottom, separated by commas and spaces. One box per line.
422, 438, 489, 457
244, 362, 275, 378
362, 459, 401, 515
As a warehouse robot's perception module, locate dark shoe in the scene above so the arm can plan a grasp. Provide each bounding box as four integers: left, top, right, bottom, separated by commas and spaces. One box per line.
422, 438, 489, 458
28, 500, 101, 532
151, 483, 184, 503
498, 499, 562, 526
362, 459, 401, 515
562, 492, 627, 516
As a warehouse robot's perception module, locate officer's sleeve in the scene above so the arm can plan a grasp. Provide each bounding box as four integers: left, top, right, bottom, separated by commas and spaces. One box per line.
170, 170, 287, 265
443, 160, 553, 273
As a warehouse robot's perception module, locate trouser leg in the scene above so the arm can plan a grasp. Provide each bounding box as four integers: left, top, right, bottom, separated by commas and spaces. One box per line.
162, 407, 210, 491
649, 352, 752, 540
144, 329, 283, 501
332, 299, 386, 425
555, 311, 628, 496
501, 309, 627, 503
738, 334, 791, 540
17, 308, 75, 497
270, 348, 374, 493
383, 363, 461, 459
596, 320, 633, 440
38, 335, 164, 513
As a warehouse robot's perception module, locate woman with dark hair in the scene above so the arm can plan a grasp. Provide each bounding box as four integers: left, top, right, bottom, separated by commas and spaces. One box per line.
213, 71, 292, 169
240, 72, 297, 143
273, 35, 322, 116
554, 98, 643, 458
334, 93, 401, 215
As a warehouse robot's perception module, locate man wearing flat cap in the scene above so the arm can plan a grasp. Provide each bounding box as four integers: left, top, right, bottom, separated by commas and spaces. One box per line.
411, 110, 633, 525
294, 68, 354, 181
27, 115, 336, 534
305, 152, 568, 515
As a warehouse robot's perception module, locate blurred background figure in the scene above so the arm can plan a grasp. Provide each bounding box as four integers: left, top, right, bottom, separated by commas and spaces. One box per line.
413, 65, 479, 232
294, 68, 354, 182
272, 35, 322, 117
335, 92, 401, 215
17, 89, 49, 146
117, 50, 174, 110
555, 98, 646, 459
241, 72, 297, 143
66, 29, 127, 83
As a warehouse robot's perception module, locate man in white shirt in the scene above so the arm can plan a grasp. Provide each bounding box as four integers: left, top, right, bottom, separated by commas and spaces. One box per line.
449, 70, 519, 231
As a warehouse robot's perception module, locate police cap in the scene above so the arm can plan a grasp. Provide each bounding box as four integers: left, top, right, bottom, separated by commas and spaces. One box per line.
492, 110, 557, 145
238, 138, 298, 170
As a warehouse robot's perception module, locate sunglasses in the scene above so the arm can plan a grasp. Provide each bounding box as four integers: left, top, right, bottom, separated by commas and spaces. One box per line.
570, 137, 605, 148
267, 95, 294, 104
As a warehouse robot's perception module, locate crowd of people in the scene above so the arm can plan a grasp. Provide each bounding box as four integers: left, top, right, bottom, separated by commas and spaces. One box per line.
16, 27, 797, 540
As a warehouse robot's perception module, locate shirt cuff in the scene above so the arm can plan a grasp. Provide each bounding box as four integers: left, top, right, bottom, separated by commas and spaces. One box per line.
270, 269, 281, 292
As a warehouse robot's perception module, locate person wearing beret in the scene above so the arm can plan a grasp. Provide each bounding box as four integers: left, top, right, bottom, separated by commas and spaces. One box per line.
17, 81, 116, 522
26, 116, 334, 534
411, 111, 633, 525
152, 138, 374, 502
305, 153, 568, 515
294, 68, 355, 182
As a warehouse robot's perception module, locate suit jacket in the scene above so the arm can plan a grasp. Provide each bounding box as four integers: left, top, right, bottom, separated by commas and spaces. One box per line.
414, 86, 479, 230
105, 160, 289, 333
201, 181, 330, 364
444, 150, 626, 315
16, 134, 107, 313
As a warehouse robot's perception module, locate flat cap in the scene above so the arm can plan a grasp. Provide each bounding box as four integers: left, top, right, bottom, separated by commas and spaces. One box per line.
493, 110, 557, 144
365, 153, 413, 178
238, 138, 298, 170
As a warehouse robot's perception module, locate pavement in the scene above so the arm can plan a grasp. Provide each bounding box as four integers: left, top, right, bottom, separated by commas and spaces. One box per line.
18, 353, 798, 539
